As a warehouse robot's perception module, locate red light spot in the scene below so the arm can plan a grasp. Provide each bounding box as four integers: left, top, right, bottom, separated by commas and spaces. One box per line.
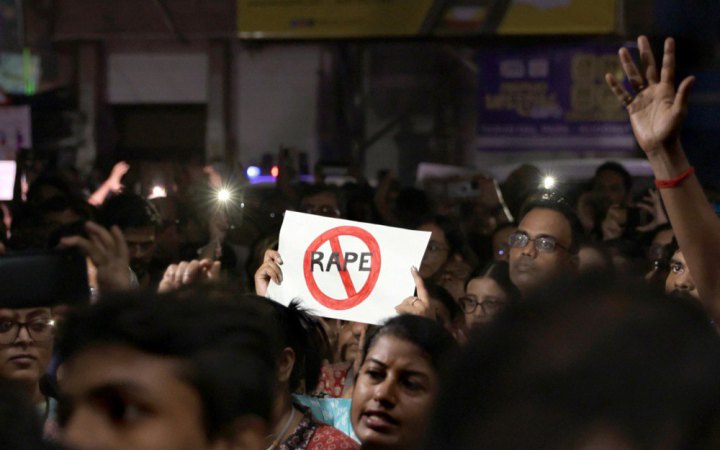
271, 166, 279, 177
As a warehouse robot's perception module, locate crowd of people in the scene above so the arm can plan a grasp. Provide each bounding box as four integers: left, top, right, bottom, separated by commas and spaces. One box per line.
2, 35, 720, 449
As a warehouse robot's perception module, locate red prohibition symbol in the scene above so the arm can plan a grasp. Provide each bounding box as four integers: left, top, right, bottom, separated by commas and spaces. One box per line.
303, 226, 382, 310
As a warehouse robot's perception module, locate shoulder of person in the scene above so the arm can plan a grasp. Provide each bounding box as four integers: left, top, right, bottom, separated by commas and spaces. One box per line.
308, 424, 360, 450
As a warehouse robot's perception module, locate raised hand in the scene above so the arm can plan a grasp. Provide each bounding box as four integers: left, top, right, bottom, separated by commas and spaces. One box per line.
158, 259, 221, 293
605, 36, 695, 155
635, 188, 669, 232
395, 266, 435, 320
59, 221, 131, 293
107, 161, 130, 192
254, 249, 283, 296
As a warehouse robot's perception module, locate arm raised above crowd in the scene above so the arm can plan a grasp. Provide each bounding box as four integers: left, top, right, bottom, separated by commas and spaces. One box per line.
88, 161, 129, 206
606, 35, 720, 317
157, 259, 221, 293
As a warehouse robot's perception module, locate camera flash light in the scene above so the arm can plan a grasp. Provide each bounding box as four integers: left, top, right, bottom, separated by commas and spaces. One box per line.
217, 188, 231, 203
542, 176, 556, 190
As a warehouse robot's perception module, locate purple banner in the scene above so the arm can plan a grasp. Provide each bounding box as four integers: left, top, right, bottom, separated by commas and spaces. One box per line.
476, 43, 634, 152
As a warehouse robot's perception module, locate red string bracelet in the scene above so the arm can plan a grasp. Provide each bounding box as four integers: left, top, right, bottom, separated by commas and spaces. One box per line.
655, 166, 695, 189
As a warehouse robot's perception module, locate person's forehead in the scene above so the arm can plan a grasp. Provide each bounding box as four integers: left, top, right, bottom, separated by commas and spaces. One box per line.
418, 223, 447, 242
0, 307, 51, 319
671, 250, 686, 264
467, 277, 504, 297
366, 335, 434, 374
123, 226, 156, 242
302, 191, 338, 206
596, 169, 625, 185
518, 207, 572, 240
63, 344, 189, 397
652, 229, 674, 246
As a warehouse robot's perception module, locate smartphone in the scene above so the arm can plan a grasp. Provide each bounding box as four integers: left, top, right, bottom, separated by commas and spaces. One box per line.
0, 250, 89, 308
0, 160, 16, 201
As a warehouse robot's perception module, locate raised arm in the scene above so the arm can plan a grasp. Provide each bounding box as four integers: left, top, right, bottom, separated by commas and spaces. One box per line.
606, 36, 720, 318
88, 161, 129, 206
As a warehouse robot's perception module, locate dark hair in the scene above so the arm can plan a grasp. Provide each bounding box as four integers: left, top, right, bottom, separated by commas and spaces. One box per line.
263, 299, 331, 393
299, 184, 344, 216
518, 190, 583, 254
395, 188, 435, 229
647, 223, 673, 242
56, 290, 278, 439
595, 161, 633, 194
46, 220, 89, 249
359, 315, 457, 372
418, 215, 479, 267
425, 274, 720, 449
0, 379, 55, 450
491, 221, 517, 239
99, 193, 161, 231
424, 282, 462, 321
465, 261, 521, 304
25, 172, 93, 224
577, 241, 615, 276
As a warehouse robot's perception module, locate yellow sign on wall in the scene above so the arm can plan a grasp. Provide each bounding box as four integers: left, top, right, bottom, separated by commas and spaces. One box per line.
238, 0, 436, 39
498, 0, 617, 34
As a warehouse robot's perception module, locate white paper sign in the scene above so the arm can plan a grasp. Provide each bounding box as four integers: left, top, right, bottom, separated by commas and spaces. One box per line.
266, 211, 431, 325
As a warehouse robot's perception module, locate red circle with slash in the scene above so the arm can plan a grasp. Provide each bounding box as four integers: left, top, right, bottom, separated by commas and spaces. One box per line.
303, 226, 382, 310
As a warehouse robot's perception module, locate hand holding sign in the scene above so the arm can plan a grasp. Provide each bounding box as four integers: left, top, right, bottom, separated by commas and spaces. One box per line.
395, 266, 435, 320
255, 249, 283, 296
266, 211, 430, 324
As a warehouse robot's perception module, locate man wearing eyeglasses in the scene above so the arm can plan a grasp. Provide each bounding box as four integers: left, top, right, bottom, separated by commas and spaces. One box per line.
508, 192, 581, 297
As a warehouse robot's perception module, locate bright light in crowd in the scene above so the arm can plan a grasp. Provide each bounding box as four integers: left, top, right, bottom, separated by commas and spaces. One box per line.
271, 165, 279, 178
217, 188, 232, 203
149, 185, 167, 199
542, 176, 556, 190
246, 165, 261, 178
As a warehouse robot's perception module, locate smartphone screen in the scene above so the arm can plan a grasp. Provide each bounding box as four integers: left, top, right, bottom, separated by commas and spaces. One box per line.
0, 161, 16, 201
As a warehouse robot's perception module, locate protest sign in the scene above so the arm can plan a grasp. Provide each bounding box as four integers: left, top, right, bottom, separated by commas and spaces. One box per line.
266, 211, 431, 324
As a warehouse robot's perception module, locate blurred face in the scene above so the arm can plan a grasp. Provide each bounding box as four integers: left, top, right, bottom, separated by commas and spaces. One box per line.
578, 246, 610, 274
461, 277, 509, 329
492, 225, 516, 262
0, 308, 54, 386
61, 344, 251, 450
124, 226, 157, 278
601, 205, 628, 240
665, 250, 700, 302
648, 228, 674, 262
301, 191, 341, 218
351, 335, 437, 450
435, 258, 472, 301
337, 321, 366, 364
427, 298, 453, 332
418, 223, 449, 279
509, 208, 576, 297
594, 169, 628, 205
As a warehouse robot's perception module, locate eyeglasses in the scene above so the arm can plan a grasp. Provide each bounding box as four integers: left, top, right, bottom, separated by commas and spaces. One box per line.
459, 296, 507, 315
0, 319, 56, 344
508, 231, 568, 253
